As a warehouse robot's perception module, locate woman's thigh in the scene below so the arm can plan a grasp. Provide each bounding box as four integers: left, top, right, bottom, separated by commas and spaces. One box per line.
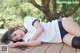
62, 17, 80, 36
62, 33, 75, 47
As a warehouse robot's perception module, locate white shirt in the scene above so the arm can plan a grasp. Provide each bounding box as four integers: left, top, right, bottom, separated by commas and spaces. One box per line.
23, 16, 62, 43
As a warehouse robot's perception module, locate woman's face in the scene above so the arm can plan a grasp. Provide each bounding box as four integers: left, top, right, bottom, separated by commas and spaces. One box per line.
10, 29, 25, 41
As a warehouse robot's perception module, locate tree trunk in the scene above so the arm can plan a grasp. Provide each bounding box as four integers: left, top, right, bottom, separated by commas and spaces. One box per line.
28, 0, 80, 21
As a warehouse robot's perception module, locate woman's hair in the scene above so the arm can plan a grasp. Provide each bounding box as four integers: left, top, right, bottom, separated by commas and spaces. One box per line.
1, 26, 21, 43
1, 26, 27, 50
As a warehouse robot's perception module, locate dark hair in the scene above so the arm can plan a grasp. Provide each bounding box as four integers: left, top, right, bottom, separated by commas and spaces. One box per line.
1, 26, 27, 50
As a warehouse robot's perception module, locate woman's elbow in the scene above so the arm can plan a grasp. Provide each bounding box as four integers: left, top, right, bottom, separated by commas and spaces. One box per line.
37, 41, 41, 46
39, 28, 44, 32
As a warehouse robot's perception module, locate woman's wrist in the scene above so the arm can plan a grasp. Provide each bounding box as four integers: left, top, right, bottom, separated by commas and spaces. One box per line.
15, 42, 21, 46
15, 42, 24, 46
8, 42, 17, 48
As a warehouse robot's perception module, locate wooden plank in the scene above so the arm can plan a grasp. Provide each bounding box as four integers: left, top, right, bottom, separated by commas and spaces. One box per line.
9, 48, 20, 53
29, 43, 51, 53
0, 43, 77, 53
0, 43, 33, 53
8, 47, 34, 53
76, 49, 80, 53
20, 47, 34, 53
45, 43, 63, 53
60, 44, 76, 53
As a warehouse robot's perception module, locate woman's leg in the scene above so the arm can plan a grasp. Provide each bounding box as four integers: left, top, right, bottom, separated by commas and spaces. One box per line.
62, 33, 74, 46
62, 17, 80, 36
63, 33, 80, 48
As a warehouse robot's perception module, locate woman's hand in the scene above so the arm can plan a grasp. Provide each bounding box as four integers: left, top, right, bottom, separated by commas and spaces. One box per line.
8, 41, 25, 48
8, 42, 24, 48
8, 41, 16, 48
8, 40, 41, 47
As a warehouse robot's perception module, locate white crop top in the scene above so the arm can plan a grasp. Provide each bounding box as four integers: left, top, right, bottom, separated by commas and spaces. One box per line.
23, 16, 62, 43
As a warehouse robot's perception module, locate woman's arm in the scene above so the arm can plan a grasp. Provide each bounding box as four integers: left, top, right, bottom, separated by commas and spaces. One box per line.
29, 21, 44, 41
18, 40, 41, 47
8, 40, 41, 48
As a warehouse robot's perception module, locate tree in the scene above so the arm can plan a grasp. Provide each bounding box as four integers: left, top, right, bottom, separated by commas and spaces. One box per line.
28, 0, 80, 21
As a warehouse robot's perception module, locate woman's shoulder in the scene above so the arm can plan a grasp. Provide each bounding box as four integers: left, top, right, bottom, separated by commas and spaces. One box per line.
24, 16, 39, 26
24, 16, 32, 20
24, 16, 37, 21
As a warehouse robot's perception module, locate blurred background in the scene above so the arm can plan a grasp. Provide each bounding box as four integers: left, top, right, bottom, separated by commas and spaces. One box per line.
0, 0, 80, 34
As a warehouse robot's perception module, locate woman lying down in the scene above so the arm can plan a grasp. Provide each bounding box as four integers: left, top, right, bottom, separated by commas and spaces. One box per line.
1, 16, 80, 49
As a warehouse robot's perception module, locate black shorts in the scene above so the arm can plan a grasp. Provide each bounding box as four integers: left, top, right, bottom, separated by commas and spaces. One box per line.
58, 18, 68, 40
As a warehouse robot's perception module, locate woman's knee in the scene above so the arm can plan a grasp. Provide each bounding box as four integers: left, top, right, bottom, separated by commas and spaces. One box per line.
62, 17, 70, 26
72, 36, 80, 48
62, 17, 74, 23
62, 17, 67, 20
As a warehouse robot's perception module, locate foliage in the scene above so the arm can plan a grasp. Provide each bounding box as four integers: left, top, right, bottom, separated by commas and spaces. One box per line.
72, 8, 80, 25
28, 0, 80, 21
0, 0, 43, 28
0, 0, 80, 28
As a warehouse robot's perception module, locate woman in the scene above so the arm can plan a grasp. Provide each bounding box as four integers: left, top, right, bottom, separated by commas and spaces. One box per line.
1, 16, 80, 49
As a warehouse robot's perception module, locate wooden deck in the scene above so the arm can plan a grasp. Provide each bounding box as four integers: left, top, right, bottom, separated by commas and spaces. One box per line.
0, 31, 80, 53
0, 43, 80, 53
